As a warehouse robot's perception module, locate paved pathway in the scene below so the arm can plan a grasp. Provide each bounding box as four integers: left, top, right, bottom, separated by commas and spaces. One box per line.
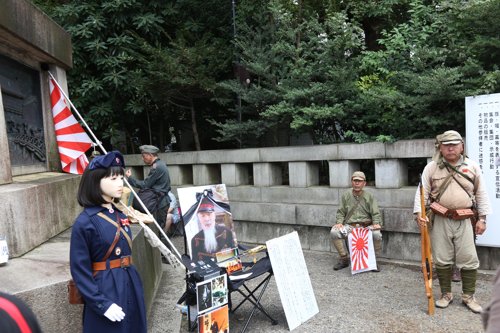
149, 236, 494, 333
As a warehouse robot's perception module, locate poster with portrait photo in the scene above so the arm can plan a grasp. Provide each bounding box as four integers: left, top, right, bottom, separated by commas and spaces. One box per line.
178, 184, 238, 261
196, 274, 228, 315
211, 274, 228, 308
198, 305, 229, 333
196, 280, 213, 315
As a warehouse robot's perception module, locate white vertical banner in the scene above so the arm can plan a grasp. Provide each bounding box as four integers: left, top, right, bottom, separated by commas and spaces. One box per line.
465, 93, 500, 247
348, 228, 377, 274
0, 237, 9, 264
266, 232, 319, 331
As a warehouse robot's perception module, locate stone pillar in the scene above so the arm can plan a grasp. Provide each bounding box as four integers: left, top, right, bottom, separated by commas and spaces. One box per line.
193, 164, 221, 185
375, 159, 407, 188
0, 88, 12, 185
289, 162, 319, 187
221, 164, 249, 186
253, 163, 282, 186
169, 165, 193, 186
329, 160, 359, 187
45, 65, 68, 172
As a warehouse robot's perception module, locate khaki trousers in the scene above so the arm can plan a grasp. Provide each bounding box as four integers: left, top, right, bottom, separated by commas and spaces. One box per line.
431, 215, 479, 270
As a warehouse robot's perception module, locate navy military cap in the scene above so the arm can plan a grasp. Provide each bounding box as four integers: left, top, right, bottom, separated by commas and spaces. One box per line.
139, 145, 160, 154
88, 151, 125, 170
198, 197, 215, 213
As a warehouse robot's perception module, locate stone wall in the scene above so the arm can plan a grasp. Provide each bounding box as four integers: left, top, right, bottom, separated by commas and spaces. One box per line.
125, 139, 500, 269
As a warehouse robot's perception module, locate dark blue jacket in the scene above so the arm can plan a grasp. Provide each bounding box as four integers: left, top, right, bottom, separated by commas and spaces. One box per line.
70, 205, 147, 333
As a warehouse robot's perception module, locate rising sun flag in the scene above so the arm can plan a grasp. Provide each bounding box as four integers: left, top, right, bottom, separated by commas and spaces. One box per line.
49, 78, 92, 174
348, 227, 377, 274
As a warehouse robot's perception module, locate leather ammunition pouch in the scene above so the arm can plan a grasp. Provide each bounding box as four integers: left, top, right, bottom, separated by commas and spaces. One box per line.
67, 279, 83, 305
430, 202, 475, 220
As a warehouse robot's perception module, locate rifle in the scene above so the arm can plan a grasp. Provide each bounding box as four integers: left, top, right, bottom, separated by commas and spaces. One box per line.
419, 182, 435, 315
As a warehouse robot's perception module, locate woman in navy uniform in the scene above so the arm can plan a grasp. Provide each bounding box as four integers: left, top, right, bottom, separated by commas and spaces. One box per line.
70, 151, 147, 333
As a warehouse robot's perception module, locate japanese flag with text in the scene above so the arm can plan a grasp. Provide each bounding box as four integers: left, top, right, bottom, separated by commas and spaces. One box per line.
49, 78, 92, 174
348, 228, 377, 274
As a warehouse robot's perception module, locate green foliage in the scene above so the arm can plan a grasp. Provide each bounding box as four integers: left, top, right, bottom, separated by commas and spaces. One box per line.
215, 1, 365, 145
38, 0, 172, 145
36, 0, 234, 150
34, 0, 500, 148
350, 0, 499, 140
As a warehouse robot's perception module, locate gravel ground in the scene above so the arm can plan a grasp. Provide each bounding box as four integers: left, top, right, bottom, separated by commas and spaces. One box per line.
151, 236, 494, 333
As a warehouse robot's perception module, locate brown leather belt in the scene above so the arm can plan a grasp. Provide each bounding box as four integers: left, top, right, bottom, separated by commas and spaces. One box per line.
92, 256, 133, 271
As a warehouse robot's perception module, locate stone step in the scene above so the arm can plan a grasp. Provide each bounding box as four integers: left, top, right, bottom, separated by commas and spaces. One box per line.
0, 225, 164, 332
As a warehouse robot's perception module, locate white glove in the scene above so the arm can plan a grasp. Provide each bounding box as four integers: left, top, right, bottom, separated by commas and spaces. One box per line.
104, 303, 125, 322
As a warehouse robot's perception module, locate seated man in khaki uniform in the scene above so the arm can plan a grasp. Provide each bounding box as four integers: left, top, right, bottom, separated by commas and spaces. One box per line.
330, 171, 383, 271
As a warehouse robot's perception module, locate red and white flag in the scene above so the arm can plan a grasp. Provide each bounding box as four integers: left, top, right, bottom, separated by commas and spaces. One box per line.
348, 227, 377, 274
49, 78, 92, 174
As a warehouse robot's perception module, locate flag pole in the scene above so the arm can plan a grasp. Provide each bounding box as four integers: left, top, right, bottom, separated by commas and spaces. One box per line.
48, 72, 184, 267
48, 72, 102, 152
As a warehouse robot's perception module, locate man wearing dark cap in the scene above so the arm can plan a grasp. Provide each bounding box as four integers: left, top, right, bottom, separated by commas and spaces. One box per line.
190, 197, 235, 261
414, 130, 491, 313
330, 171, 383, 271
125, 145, 171, 227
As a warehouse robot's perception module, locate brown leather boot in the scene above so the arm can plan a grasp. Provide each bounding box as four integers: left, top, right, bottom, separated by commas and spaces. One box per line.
332, 238, 349, 270
333, 256, 349, 271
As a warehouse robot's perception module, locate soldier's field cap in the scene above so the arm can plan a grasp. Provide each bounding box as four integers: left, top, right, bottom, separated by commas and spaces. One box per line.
439, 130, 463, 145
351, 171, 366, 181
88, 151, 124, 170
198, 197, 215, 213
139, 145, 160, 154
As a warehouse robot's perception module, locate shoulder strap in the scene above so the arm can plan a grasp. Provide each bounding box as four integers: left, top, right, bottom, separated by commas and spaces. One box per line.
344, 193, 362, 224
103, 226, 120, 262
449, 170, 476, 202
434, 172, 454, 202
444, 160, 478, 194
428, 162, 454, 202
97, 212, 133, 251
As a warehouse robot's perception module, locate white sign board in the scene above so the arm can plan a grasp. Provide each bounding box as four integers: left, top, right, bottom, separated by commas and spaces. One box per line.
266, 232, 318, 331
466, 93, 500, 247
0, 238, 9, 264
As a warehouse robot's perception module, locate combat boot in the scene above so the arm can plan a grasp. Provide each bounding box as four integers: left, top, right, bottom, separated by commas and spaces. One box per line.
435, 292, 453, 308
435, 265, 453, 308
332, 238, 350, 270
461, 269, 481, 313
462, 294, 482, 313
333, 256, 349, 271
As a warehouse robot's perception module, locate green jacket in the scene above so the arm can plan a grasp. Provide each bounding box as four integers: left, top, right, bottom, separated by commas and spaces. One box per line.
335, 190, 382, 226
128, 158, 171, 208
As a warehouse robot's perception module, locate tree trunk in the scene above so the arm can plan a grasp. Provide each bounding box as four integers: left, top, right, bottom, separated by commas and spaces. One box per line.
159, 119, 165, 152
190, 98, 201, 151
146, 109, 152, 144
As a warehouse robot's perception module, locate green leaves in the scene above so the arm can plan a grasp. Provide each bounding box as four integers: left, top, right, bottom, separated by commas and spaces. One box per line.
35, 0, 499, 149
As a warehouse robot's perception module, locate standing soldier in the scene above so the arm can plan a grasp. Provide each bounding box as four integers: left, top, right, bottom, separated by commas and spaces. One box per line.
125, 145, 171, 228
414, 130, 491, 313
330, 171, 383, 271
